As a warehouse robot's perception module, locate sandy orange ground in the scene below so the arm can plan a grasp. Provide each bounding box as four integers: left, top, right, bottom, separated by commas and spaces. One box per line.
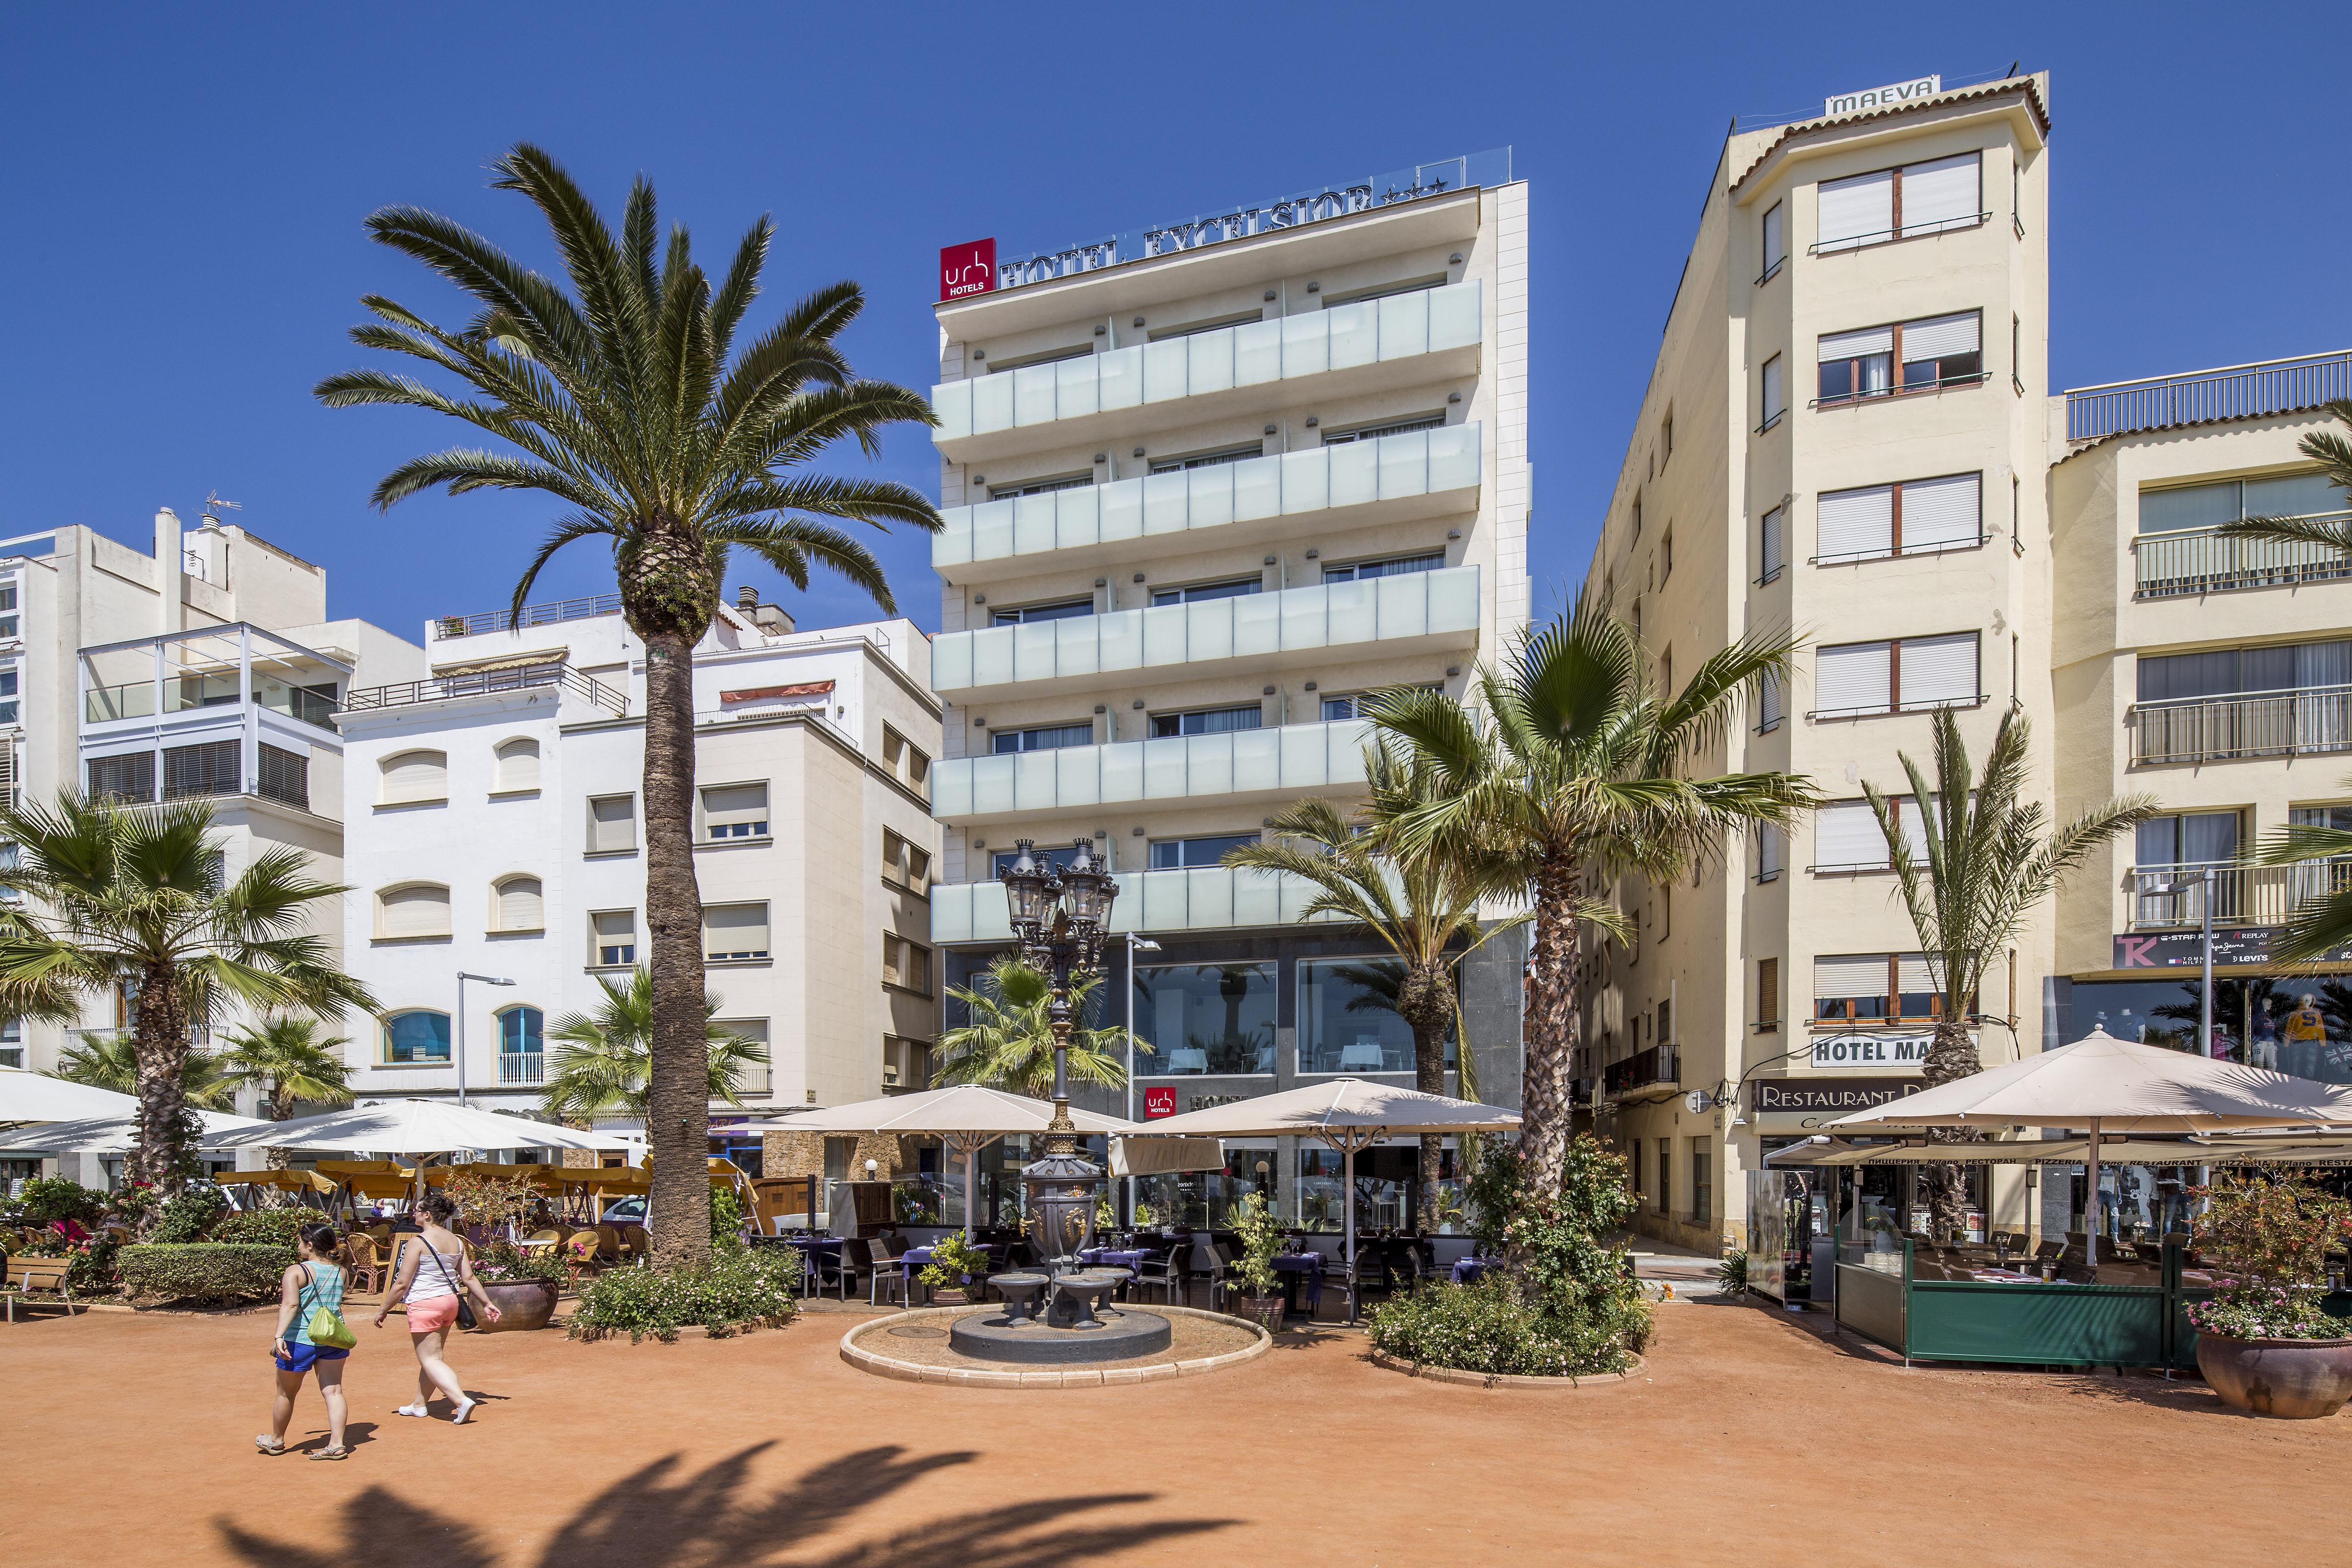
9, 1297, 2347, 1567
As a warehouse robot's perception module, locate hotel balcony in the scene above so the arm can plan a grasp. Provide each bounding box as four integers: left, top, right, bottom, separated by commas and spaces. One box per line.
2132, 515, 2352, 600
931, 281, 1483, 463
932, 864, 1343, 944
933, 564, 1480, 704
1603, 1045, 1678, 1098
934, 422, 1481, 584
2125, 861, 2352, 931
933, 718, 1372, 827
2129, 685, 2352, 766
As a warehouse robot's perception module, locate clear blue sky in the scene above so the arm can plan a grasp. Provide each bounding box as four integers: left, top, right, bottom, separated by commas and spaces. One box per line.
2, 3, 2345, 640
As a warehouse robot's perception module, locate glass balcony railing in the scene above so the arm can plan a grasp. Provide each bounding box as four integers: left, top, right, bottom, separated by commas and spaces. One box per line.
84, 679, 339, 731
931, 281, 1482, 443
934, 718, 1371, 822
932, 864, 1345, 943
933, 564, 1480, 696
934, 422, 1481, 571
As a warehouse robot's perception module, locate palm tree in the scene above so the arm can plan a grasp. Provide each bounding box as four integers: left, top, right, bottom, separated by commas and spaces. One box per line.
2214, 399, 2352, 554
1372, 610, 1815, 1197
1224, 749, 1525, 1230
0, 794, 374, 1194
932, 958, 1140, 1098
2240, 785, 2352, 965
540, 967, 767, 1123
1863, 708, 2156, 1229
316, 146, 939, 1265
54, 1030, 236, 1112
214, 1016, 355, 1168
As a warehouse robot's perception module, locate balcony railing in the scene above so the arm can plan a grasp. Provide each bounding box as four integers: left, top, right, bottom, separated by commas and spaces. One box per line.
2132, 515, 2352, 599
498, 1052, 544, 1087
931, 281, 1482, 444
732, 1064, 773, 1098
2125, 861, 2352, 930
2129, 684, 2352, 766
1604, 1044, 1677, 1096
85, 680, 337, 731
932, 864, 1344, 943
932, 564, 1480, 697
341, 663, 628, 717
2067, 349, 2352, 443
934, 718, 1371, 822
433, 593, 623, 639
935, 422, 1482, 572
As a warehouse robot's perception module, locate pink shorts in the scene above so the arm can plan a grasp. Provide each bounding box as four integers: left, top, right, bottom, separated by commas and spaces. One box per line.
405, 1295, 461, 1332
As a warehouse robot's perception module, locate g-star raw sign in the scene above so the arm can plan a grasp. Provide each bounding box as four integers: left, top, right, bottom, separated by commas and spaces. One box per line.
2113, 929, 2352, 969
1142, 1087, 1176, 1120
1811, 1031, 1945, 1071
938, 238, 996, 302
1825, 75, 1941, 118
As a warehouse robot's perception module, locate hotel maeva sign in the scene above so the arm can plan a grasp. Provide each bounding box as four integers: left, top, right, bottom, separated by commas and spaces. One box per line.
1811, 1031, 1958, 1071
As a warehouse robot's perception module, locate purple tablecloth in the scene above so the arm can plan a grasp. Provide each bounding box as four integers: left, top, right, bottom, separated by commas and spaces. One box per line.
1453, 1257, 1495, 1284
1273, 1254, 1325, 1308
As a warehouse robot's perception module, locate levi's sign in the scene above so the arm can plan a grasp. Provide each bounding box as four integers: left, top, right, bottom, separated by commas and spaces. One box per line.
1825, 75, 1941, 118
939, 238, 996, 302
1810, 1031, 1941, 1071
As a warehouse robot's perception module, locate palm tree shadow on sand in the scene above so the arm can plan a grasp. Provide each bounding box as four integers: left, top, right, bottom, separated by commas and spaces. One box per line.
216, 1442, 1232, 1568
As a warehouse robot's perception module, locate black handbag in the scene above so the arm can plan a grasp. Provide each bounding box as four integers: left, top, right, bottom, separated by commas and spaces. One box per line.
426, 1240, 477, 1329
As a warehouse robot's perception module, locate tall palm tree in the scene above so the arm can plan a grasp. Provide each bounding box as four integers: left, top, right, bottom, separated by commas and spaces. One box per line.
54, 1030, 236, 1112
0, 795, 374, 1193
1372, 610, 1815, 1196
214, 1016, 355, 1168
1863, 708, 2156, 1229
540, 967, 767, 1123
1224, 749, 1527, 1230
2214, 399, 2352, 553
932, 958, 1139, 1098
316, 146, 939, 1265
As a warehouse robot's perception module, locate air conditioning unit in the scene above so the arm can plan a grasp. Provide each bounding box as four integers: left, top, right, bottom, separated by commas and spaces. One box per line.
882, 1037, 925, 1089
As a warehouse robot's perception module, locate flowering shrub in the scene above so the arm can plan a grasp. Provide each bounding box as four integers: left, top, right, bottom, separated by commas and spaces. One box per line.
2188, 1173, 2352, 1342
1370, 1275, 1645, 1378
567, 1250, 802, 1343
473, 1242, 567, 1288
2188, 1286, 2350, 1342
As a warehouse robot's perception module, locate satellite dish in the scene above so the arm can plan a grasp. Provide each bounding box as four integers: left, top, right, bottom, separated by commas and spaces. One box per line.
1685, 1090, 1712, 1115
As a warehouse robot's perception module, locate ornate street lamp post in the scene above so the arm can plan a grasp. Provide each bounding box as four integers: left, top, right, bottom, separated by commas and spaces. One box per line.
1001, 836, 1118, 1273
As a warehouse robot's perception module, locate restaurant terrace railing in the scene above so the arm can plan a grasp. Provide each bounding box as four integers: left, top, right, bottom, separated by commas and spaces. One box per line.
433, 593, 624, 639
2132, 514, 2352, 598
2066, 349, 2352, 444
1603, 1044, 1678, 1097
341, 662, 628, 717
2129, 684, 2352, 766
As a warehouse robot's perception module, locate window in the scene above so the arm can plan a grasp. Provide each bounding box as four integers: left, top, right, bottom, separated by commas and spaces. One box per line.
905, 842, 932, 890
988, 472, 1093, 500
1813, 797, 1931, 872
1149, 446, 1262, 474
991, 721, 1094, 754
2011, 314, 2022, 392
2138, 473, 2347, 535
982, 342, 1095, 373
89, 752, 153, 804
498, 1005, 542, 1059
2136, 811, 2240, 870
1691, 1141, 1711, 1225
1151, 577, 1260, 606
380, 749, 448, 805
0, 662, 16, 725
1320, 275, 1446, 308
991, 598, 1094, 626
0, 1019, 19, 1071
1660, 413, 1673, 467
701, 782, 769, 840
591, 909, 636, 967
378, 883, 451, 940
382, 1010, 451, 1064
1816, 152, 1982, 252
493, 737, 540, 792
587, 793, 636, 854
1815, 473, 1984, 564
1321, 414, 1445, 445
719, 1019, 772, 1097
1815, 633, 1981, 717
1628, 1139, 1642, 1192
1813, 953, 1954, 1023
492, 874, 544, 931
1148, 309, 1266, 340
1816, 312, 1983, 405
1757, 826, 1783, 882
1134, 962, 1276, 1075
0, 581, 18, 641
1301, 956, 1448, 1075
883, 828, 932, 891
704, 902, 771, 961
1656, 1144, 1671, 1215
1760, 355, 1785, 430
1759, 506, 1786, 585
1151, 704, 1261, 738
1761, 202, 1786, 281
1660, 533, 1673, 583
1631, 496, 1642, 539
1322, 684, 1440, 722
164, 740, 238, 800
1758, 958, 1781, 1030
1150, 832, 1257, 869
256, 744, 307, 809
882, 932, 931, 993
2137, 640, 2352, 701
1322, 551, 1444, 584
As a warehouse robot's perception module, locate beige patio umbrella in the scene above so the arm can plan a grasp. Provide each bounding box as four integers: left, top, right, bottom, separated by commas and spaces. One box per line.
1135, 1079, 1521, 1322
1825, 1027, 2352, 1264
757, 1085, 1148, 1241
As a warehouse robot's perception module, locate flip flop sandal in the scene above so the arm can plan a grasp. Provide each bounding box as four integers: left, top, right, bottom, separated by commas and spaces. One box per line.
255, 1436, 287, 1456
308, 1447, 351, 1462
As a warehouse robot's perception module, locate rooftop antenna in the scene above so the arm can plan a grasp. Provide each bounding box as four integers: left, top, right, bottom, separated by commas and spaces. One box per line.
201, 491, 241, 527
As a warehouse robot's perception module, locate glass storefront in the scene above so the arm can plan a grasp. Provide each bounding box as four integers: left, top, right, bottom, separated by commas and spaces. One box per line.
1132, 961, 1275, 1075
1130, 1143, 1276, 1230
1298, 956, 1456, 1075
2071, 974, 2352, 1083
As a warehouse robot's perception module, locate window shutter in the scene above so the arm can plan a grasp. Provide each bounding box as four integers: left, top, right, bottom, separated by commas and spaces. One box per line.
1896, 954, 1940, 995
1815, 801, 1888, 869
1759, 668, 1784, 729
381, 883, 451, 938
592, 909, 635, 962
1758, 957, 1780, 1023
1763, 203, 1785, 270
1898, 798, 1934, 866
703, 783, 769, 835
381, 750, 447, 804
1817, 485, 1895, 560
1899, 154, 1980, 233
496, 876, 543, 930
1760, 507, 1785, 578
1897, 633, 1980, 707
1817, 169, 1894, 251
1817, 641, 1893, 715
1761, 356, 1785, 422
495, 738, 540, 791
704, 903, 770, 959
1900, 473, 1982, 550
589, 795, 635, 852
1819, 323, 1894, 362
1759, 826, 1783, 879
1901, 311, 1980, 362
1814, 954, 1891, 1000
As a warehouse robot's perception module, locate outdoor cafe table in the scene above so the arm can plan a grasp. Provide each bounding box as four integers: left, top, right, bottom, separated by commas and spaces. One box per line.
1452, 1256, 1496, 1285
1273, 1254, 1324, 1315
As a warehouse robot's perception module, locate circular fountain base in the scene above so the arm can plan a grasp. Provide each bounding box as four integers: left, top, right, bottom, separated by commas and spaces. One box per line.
950, 1308, 1173, 1365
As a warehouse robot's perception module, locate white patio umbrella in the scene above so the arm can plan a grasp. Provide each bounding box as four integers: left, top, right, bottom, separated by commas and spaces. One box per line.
203, 1098, 614, 1157
759, 1084, 1146, 1240
0, 1067, 141, 1125
0, 1108, 267, 1155
1826, 1027, 2352, 1264
1134, 1079, 1521, 1322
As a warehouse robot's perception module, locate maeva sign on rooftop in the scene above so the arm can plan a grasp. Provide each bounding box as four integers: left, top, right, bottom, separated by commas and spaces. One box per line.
1824, 75, 1941, 117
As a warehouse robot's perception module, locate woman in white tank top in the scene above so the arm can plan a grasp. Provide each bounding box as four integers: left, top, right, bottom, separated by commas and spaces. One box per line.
374, 1191, 501, 1423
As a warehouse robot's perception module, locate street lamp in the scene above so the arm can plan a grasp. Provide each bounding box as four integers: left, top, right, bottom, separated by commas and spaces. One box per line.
1001, 836, 1119, 1271
2162, 868, 2218, 1060
455, 972, 516, 1108
1122, 932, 1162, 1224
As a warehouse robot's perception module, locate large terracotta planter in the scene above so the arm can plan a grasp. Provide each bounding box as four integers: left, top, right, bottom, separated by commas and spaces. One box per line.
2196, 1333, 2352, 1418
1233, 1294, 1288, 1333
475, 1279, 559, 1332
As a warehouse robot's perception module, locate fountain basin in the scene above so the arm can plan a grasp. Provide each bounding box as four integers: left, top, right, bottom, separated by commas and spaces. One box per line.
950, 1306, 1173, 1364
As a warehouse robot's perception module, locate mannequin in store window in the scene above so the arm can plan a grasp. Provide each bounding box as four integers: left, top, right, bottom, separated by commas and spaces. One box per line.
2282, 993, 2325, 1077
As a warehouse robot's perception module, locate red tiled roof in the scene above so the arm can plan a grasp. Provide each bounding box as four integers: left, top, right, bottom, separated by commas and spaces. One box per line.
1731, 78, 2051, 196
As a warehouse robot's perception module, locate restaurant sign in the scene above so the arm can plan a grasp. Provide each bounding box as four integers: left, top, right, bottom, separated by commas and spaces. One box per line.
1751, 1077, 1917, 1128
1810, 1031, 1944, 1071
2112, 929, 2352, 969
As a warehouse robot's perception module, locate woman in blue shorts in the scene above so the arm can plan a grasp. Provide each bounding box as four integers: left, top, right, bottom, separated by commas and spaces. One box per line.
258, 1222, 352, 1459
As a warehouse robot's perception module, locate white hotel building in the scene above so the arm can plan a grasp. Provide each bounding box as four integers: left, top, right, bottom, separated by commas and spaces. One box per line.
922, 151, 1531, 1226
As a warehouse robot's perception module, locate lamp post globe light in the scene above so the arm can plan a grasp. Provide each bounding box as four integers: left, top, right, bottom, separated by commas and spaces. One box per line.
1001, 836, 1118, 1271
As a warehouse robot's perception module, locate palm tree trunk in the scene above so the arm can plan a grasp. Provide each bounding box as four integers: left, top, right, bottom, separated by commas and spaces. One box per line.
1397, 964, 1453, 1234
1920, 1014, 1983, 1237
1519, 856, 1584, 1198
640, 626, 711, 1268
128, 962, 192, 1197
266, 1087, 292, 1170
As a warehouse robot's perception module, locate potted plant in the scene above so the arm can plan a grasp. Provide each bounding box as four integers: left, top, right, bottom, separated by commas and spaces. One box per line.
1224, 1192, 1287, 1331
918, 1233, 991, 1307
2187, 1172, 2352, 1418
472, 1244, 565, 1331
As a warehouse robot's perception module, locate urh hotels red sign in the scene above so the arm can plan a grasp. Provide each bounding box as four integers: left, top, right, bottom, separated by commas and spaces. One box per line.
1143, 1087, 1176, 1120
938, 238, 995, 302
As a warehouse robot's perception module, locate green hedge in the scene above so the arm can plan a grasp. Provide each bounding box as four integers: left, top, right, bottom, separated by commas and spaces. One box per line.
1367, 1275, 1649, 1379
215, 1208, 309, 1247
567, 1249, 801, 1343
117, 1244, 292, 1305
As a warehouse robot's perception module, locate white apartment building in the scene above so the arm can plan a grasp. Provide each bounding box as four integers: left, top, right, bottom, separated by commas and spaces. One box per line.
923, 151, 1531, 1228
335, 591, 942, 1174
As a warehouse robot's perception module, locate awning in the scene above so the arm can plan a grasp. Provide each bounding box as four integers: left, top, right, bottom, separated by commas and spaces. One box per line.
1110, 1136, 1227, 1176
430, 649, 570, 676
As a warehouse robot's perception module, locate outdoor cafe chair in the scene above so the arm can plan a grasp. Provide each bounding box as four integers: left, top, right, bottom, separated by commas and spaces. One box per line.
1188, 1242, 1239, 1309
343, 1232, 389, 1295
1130, 1245, 1184, 1306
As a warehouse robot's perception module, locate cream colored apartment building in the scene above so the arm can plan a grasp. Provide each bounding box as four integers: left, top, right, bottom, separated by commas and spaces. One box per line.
921, 153, 1531, 1227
